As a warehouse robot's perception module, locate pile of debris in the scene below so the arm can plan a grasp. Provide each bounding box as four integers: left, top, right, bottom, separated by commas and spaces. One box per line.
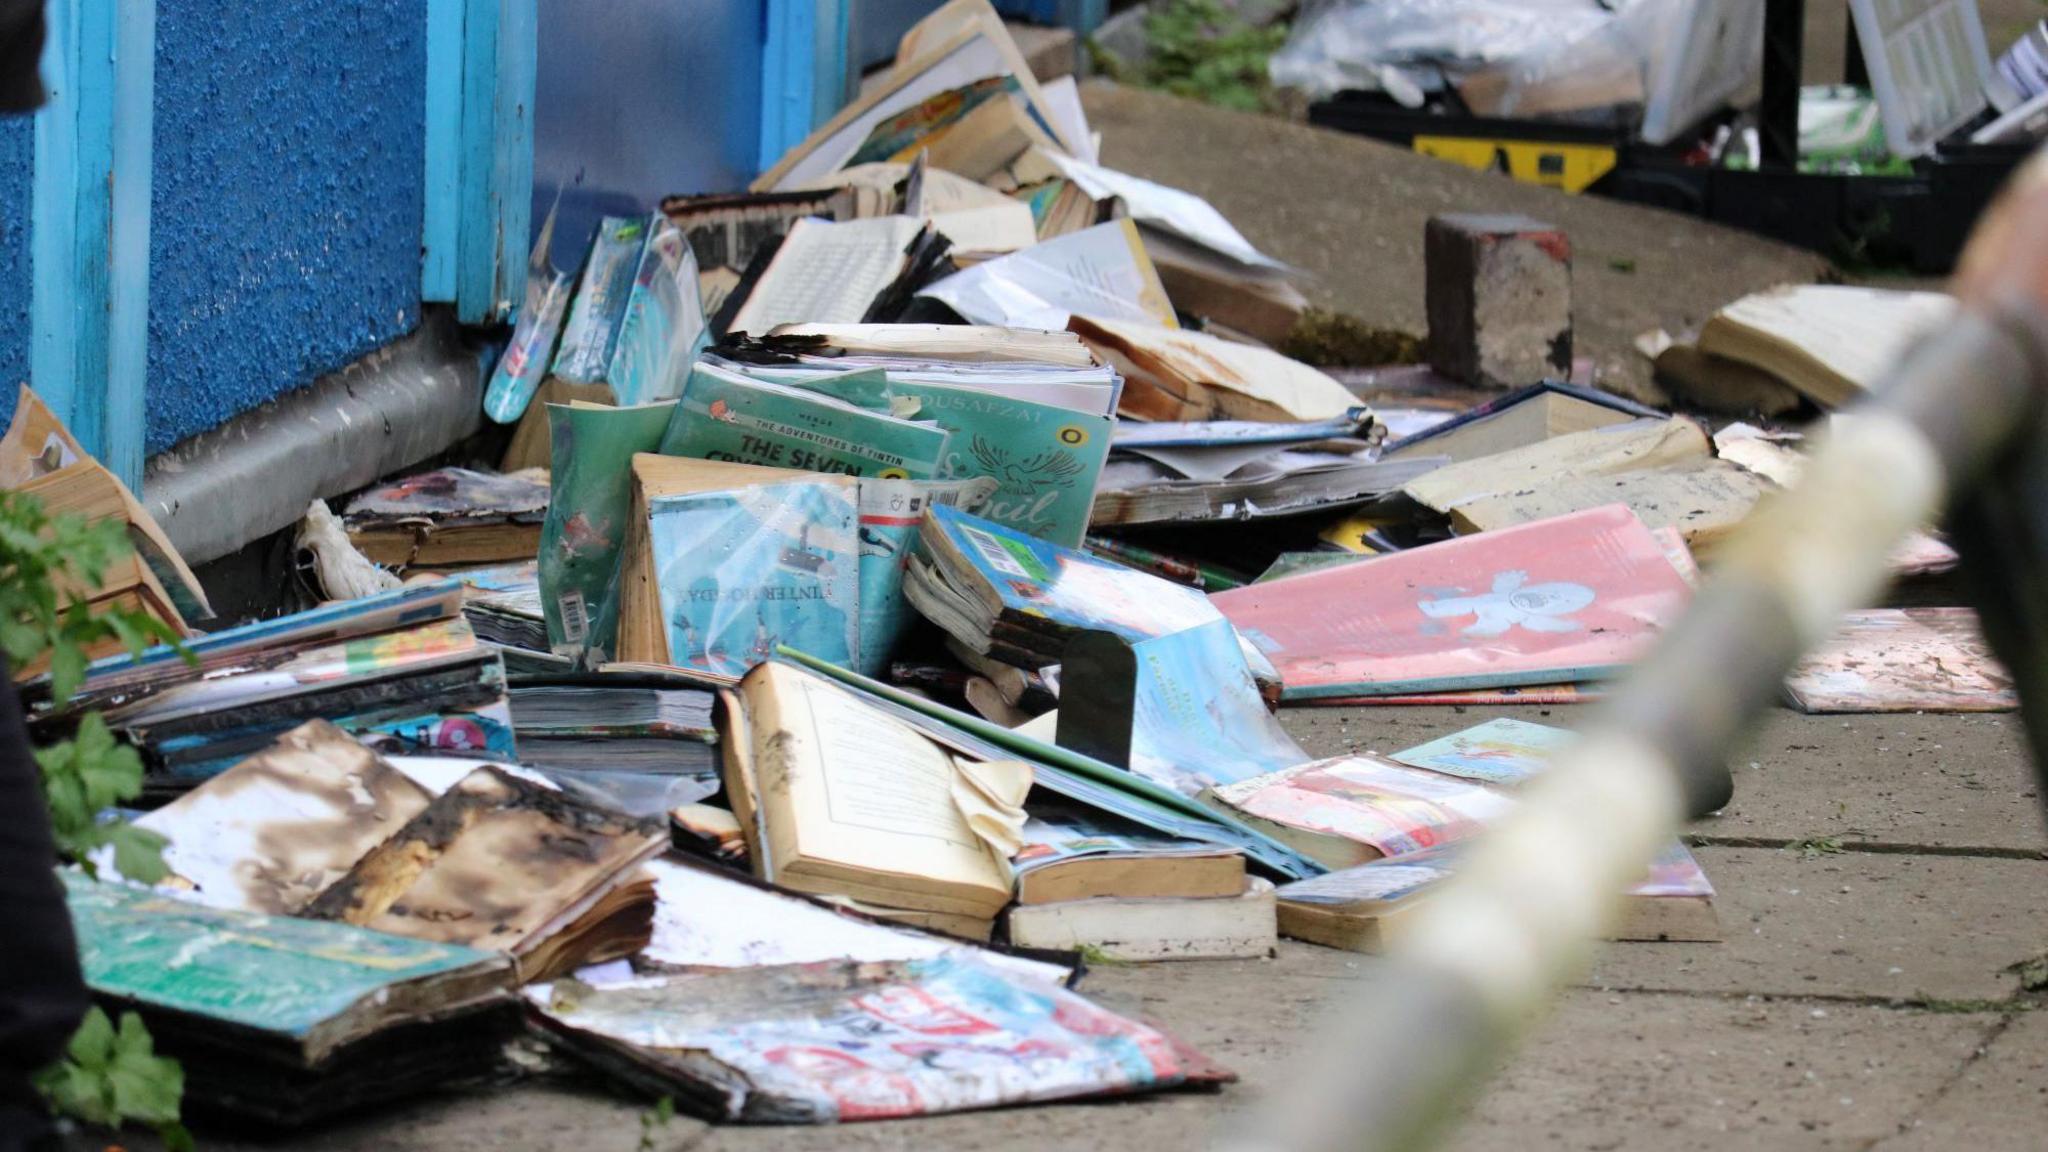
11, 0, 2014, 1136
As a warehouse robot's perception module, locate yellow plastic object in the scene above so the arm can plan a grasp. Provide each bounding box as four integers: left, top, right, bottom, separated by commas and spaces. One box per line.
1318, 511, 1401, 554
1412, 136, 1619, 194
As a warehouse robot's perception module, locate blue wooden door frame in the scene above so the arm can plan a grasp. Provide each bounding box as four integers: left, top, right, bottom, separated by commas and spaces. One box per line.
423, 0, 535, 326
31, 0, 155, 490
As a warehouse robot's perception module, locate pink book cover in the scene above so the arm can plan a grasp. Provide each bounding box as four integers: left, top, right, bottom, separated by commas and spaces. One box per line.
1211, 504, 1694, 700
1785, 607, 2015, 713
1208, 755, 1515, 859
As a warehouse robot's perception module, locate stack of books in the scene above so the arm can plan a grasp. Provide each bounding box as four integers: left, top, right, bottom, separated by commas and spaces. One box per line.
53, 582, 515, 792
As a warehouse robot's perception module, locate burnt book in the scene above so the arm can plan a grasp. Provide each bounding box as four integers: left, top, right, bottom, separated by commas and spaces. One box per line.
64, 871, 519, 1127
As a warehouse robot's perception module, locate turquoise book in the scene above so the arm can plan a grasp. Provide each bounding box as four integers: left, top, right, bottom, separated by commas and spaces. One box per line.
64, 871, 511, 1057
740, 363, 1112, 548
648, 481, 861, 679
661, 362, 950, 480
842, 377, 1108, 549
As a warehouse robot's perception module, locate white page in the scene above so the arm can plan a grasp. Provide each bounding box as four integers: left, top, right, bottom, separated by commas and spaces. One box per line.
917, 220, 1176, 330
728, 216, 924, 334
641, 857, 1067, 983
931, 201, 1039, 253
1042, 153, 1287, 272
1038, 75, 1099, 164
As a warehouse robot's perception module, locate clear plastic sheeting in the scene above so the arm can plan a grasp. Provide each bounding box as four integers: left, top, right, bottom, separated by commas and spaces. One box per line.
1271, 0, 1742, 130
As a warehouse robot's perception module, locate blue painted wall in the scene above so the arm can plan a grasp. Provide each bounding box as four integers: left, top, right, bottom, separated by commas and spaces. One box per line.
146, 0, 426, 454
0, 116, 30, 431
532, 0, 765, 255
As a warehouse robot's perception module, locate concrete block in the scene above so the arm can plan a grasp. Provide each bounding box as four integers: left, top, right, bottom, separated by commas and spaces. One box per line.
1426, 213, 1573, 388
1004, 22, 1078, 83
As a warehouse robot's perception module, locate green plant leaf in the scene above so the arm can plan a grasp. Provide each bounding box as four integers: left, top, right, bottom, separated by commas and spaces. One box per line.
108, 823, 171, 885
106, 1012, 184, 1125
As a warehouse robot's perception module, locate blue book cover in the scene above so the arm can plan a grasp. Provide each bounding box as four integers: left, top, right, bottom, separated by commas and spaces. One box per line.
648, 482, 860, 678
923, 504, 1221, 643
1120, 618, 1311, 796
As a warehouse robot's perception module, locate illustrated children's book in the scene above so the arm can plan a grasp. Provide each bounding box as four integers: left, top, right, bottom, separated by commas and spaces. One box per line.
538, 400, 679, 662
1211, 504, 1694, 699
647, 479, 861, 679
909, 503, 1223, 667
1388, 717, 1581, 786
1200, 754, 1516, 870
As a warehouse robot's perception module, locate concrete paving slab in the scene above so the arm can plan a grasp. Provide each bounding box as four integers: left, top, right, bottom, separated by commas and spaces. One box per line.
1873, 1009, 2048, 1152
1587, 848, 2048, 1002
1452, 992, 1997, 1152
1711, 712, 2044, 853
1080, 83, 1832, 389
1282, 706, 2047, 853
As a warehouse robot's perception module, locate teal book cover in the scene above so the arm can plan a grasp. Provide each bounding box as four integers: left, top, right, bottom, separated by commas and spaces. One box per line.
741, 363, 1111, 548
852, 377, 1108, 549
551, 215, 647, 383
662, 363, 950, 481
64, 872, 506, 1040
925, 504, 1221, 642
649, 482, 860, 678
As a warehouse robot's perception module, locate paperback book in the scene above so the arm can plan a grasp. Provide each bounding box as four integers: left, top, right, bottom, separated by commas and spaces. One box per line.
661, 361, 950, 481
647, 480, 862, 679
1211, 504, 1694, 699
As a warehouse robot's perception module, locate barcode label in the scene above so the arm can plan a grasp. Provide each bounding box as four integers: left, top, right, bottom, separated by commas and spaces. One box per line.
558, 590, 590, 644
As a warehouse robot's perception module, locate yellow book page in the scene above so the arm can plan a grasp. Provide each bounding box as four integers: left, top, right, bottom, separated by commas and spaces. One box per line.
760, 665, 1006, 900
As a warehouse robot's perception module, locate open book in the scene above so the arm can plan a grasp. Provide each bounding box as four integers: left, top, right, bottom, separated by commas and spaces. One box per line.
720, 661, 1027, 926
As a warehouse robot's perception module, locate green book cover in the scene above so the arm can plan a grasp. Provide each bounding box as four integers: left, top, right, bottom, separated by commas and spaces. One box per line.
660, 362, 949, 481
538, 400, 679, 662
742, 365, 1112, 548
64, 872, 507, 1042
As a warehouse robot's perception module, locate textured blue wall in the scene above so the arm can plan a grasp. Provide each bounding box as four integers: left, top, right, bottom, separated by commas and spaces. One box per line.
0, 115, 30, 431
147, 0, 426, 454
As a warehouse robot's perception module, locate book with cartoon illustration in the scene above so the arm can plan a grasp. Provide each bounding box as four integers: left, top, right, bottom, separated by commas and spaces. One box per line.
908, 503, 1223, 667
1211, 504, 1695, 699
821, 372, 1109, 548
1060, 618, 1310, 797
646, 481, 861, 679
1199, 754, 1516, 870
660, 361, 951, 481
1388, 717, 1581, 786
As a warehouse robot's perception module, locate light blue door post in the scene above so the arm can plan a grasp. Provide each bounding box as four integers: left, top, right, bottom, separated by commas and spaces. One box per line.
423, 0, 536, 325
31, 0, 155, 489
759, 0, 849, 174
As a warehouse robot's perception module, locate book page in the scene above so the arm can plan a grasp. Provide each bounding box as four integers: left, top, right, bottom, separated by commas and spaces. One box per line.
918, 220, 1177, 330
728, 217, 924, 334
776, 668, 1006, 892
